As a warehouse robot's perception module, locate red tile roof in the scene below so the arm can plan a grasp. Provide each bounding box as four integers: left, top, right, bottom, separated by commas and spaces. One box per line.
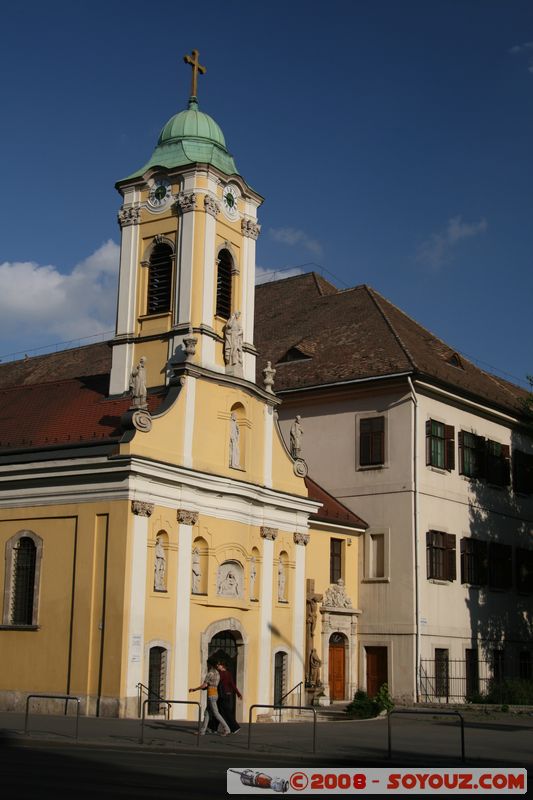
305, 476, 367, 529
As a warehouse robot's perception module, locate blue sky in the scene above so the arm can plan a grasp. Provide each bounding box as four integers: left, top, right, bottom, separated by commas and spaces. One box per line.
0, 0, 532, 386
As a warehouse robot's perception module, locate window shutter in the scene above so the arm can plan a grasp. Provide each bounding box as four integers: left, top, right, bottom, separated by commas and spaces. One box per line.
458, 431, 464, 474
445, 534, 456, 581
501, 444, 511, 487
445, 425, 455, 471
476, 436, 487, 479
425, 420, 432, 466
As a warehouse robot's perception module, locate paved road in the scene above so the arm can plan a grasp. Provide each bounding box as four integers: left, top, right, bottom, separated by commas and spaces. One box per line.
1, 711, 531, 799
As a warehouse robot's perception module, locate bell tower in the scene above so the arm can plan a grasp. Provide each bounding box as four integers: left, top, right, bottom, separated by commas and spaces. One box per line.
110, 51, 262, 396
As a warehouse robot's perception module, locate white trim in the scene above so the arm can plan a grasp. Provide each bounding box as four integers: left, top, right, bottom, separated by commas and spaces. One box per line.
175, 204, 195, 326
258, 536, 274, 705
263, 405, 273, 488
173, 521, 193, 705
183, 376, 196, 468
125, 513, 148, 699
414, 379, 520, 425
291, 543, 306, 692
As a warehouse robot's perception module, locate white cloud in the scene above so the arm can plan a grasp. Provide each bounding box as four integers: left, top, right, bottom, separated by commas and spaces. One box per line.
255, 264, 304, 284
0, 240, 119, 348
509, 41, 533, 73
416, 216, 488, 270
269, 227, 323, 258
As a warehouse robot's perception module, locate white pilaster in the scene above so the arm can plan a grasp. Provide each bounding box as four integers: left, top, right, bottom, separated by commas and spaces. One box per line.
173, 518, 193, 705
175, 180, 196, 327
263, 405, 273, 488
183, 376, 196, 468
291, 541, 306, 691
200, 195, 217, 371
125, 508, 149, 701
258, 533, 274, 705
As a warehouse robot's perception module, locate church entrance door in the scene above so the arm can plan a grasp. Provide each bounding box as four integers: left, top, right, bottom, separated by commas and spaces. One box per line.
328, 633, 347, 700
209, 630, 238, 714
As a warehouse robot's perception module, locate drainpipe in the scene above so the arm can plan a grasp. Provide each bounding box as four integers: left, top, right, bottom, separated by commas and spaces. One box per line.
407, 376, 420, 703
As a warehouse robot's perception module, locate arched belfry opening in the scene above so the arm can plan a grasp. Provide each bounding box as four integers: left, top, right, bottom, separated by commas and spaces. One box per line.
216, 249, 233, 319
147, 242, 173, 315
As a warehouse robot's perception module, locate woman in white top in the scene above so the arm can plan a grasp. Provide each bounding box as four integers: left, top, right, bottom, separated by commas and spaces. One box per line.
189, 658, 231, 736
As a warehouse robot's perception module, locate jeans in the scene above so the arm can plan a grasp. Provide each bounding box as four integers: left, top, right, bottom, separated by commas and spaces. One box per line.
201, 696, 230, 734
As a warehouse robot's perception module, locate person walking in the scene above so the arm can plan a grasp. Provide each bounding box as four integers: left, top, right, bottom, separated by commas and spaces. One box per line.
216, 659, 242, 734
189, 657, 230, 736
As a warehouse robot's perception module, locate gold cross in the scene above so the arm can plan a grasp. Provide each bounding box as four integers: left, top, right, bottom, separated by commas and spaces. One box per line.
183, 49, 206, 99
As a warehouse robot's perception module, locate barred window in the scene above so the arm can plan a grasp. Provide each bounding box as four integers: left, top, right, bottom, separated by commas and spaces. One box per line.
435, 649, 449, 698
3, 531, 42, 627
147, 242, 173, 315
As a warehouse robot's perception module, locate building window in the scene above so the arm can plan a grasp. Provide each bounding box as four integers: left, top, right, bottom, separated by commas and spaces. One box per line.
465, 649, 479, 699
519, 651, 532, 681
330, 539, 342, 584
147, 242, 173, 315
216, 249, 233, 319
148, 646, 167, 714
435, 649, 449, 698
459, 431, 485, 479
3, 531, 43, 627
426, 420, 455, 470
488, 542, 512, 590
369, 533, 385, 578
460, 538, 488, 585
273, 651, 288, 705
516, 548, 533, 593
485, 440, 511, 487
359, 417, 385, 466
513, 450, 533, 495
426, 531, 456, 582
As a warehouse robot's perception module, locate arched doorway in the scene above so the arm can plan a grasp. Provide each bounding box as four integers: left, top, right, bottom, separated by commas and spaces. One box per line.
209, 630, 238, 715
148, 646, 167, 714
329, 632, 347, 700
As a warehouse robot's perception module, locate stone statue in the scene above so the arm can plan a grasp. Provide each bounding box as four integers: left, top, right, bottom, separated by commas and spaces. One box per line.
217, 566, 240, 597
307, 596, 318, 639
154, 535, 166, 591
130, 357, 147, 410
224, 311, 243, 373
191, 547, 201, 594
277, 559, 286, 602
229, 413, 240, 468
250, 556, 257, 599
262, 361, 276, 393
323, 578, 353, 608
290, 415, 303, 458
309, 648, 322, 687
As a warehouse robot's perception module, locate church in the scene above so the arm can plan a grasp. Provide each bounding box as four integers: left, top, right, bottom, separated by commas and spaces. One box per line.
0, 52, 366, 719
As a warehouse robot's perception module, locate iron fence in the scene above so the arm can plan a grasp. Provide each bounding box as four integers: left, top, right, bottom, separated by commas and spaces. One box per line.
420, 656, 532, 703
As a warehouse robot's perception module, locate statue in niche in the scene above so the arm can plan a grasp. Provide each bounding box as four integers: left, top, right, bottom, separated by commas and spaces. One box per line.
154, 535, 166, 591
130, 356, 147, 409
218, 567, 240, 597
309, 648, 322, 687
277, 559, 286, 602
191, 547, 201, 594
224, 311, 243, 372
290, 415, 303, 458
250, 556, 257, 599
229, 413, 240, 468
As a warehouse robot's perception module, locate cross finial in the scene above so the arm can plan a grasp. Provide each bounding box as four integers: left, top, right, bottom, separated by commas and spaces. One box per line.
183, 49, 206, 100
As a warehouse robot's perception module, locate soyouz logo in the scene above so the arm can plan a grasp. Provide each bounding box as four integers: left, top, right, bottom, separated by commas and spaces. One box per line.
227, 768, 527, 794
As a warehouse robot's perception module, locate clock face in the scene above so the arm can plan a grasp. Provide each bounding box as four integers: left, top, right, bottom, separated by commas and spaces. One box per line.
222, 185, 239, 218
148, 178, 171, 208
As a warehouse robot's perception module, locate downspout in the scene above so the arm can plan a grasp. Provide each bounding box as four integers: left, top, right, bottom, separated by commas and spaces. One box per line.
407, 376, 420, 703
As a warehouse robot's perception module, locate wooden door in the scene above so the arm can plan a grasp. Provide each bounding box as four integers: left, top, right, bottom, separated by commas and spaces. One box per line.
366, 647, 388, 697
329, 642, 346, 700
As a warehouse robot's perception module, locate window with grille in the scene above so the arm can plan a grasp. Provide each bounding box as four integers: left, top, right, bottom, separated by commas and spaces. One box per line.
148, 646, 167, 714
216, 249, 233, 319
426, 530, 456, 581
330, 538, 342, 584
460, 538, 488, 585
435, 649, 449, 698
426, 420, 455, 470
488, 542, 512, 590
360, 417, 385, 466
147, 243, 173, 315
465, 649, 479, 699
10, 537, 37, 625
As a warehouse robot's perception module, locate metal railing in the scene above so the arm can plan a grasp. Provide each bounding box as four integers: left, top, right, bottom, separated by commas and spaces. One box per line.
136, 682, 171, 718
24, 694, 81, 741
420, 657, 532, 703
139, 699, 202, 747
247, 704, 317, 752
275, 681, 303, 722
387, 709, 465, 762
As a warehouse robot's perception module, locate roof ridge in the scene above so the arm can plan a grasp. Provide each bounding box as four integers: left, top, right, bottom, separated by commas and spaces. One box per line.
365, 286, 417, 370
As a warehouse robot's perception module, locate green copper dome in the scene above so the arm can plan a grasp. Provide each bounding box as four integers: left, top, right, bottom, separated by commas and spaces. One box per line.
123, 98, 238, 180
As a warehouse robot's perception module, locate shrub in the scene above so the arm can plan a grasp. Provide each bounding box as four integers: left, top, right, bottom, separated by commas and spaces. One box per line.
374, 683, 394, 713
346, 684, 394, 719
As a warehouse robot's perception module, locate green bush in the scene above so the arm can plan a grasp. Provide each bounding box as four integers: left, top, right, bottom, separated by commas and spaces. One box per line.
346, 684, 394, 719
374, 683, 394, 713
467, 679, 533, 706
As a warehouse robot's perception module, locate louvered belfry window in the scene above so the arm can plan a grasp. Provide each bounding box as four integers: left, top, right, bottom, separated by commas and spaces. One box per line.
216, 249, 232, 319
11, 537, 37, 625
147, 243, 173, 315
